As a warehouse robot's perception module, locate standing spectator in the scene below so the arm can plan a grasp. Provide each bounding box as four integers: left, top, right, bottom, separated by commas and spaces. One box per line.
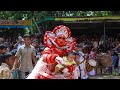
111, 50, 119, 69
0, 38, 5, 44
93, 39, 98, 49
10, 49, 20, 79
0, 44, 8, 66
111, 50, 119, 75
31, 40, 41, 61
0, 52, 13, 79
115, 44, 120, 75
104, 50, 113, 74
13, 34, 37, 79
0, 44, 7, 55
14, 36, 24, 50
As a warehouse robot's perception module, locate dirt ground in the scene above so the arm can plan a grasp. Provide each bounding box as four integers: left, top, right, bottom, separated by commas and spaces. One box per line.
89, 75, 120, 79
89, 68, 120, 79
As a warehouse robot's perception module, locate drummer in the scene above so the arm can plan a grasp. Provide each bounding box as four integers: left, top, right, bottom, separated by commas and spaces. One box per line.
88, 48, 97, 76
74, 45, 88, 79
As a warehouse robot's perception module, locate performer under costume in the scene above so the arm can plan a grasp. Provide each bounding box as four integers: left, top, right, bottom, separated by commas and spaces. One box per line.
27, 25, 76, 79
55, 55, 77, 79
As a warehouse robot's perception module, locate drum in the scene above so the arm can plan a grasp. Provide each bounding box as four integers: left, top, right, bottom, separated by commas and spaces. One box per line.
96, 54, 112, 67
86, 59, 96, 72
100, 55, 112, 67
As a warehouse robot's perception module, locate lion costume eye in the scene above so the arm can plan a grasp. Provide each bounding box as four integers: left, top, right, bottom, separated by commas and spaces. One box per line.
58, 37, 61, 39
58, 37, 66, 40
62, 38, 65, 40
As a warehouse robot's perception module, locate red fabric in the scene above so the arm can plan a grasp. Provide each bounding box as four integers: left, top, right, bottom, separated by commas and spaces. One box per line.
53, 47, 67, 57
41, 48, 52, 55
55, 35, 67, 47
68, 65, 75, 73
36, 73, 53, 79
47, 63, 57, 72
43, 25, 76, 54
50, 54, 59, 63
52, 25, 71, 38
46, 55, 52, 64
45, 54, 58, 64
39, 25, 76, 79
42, 47, 67, 57
44, 31, 55, 48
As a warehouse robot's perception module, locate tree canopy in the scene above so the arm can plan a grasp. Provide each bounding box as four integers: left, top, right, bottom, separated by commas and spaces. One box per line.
0, 11, 118, 20
0, 11, 119, 37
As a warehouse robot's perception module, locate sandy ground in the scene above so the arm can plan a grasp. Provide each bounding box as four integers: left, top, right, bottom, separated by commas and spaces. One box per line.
89, 68, 120, 79
89, 75, 120, 79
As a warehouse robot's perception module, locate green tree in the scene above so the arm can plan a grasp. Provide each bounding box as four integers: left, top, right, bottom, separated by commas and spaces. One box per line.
0, 11, 115, 36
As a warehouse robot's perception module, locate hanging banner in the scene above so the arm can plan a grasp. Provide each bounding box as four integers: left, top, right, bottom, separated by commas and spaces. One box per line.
0, 20, 32, 26
0, 26, 31, 28
55, 16, 120, 21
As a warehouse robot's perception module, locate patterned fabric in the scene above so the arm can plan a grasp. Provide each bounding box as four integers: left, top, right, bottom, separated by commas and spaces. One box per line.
0, 63, 12, 79
27, 25, 76, 79
44, 25, 76, 55
86, 60, 93, 72
63, 57, 76, 66
55, 56, 76, 79
73, 66, 80, 79
56, 56, 76, 69
78, 56, 88, 79
89, 51, 96, 60
27, 58, 67, 79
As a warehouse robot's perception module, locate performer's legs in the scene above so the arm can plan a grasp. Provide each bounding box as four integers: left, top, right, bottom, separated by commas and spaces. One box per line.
19, 71, 30, 79
19, 71, 25, 79
78, 66, 81, 79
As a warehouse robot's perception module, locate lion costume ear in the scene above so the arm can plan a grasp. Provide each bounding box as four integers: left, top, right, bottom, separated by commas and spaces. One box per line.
44, 31, 56, 48
52, 25, 71, 38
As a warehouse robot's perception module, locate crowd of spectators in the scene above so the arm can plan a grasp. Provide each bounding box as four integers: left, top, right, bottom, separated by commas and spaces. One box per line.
0, 33, 120, 79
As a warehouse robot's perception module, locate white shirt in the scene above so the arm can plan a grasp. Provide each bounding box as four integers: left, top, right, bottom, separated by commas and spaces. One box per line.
73, 66, 80, 79
17, 43, 24, 50
78, 51, 84, 57
93, 41, 98, 48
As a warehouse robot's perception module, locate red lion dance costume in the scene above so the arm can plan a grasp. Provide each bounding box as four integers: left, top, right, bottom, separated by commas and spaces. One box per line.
27, 25, 76, 79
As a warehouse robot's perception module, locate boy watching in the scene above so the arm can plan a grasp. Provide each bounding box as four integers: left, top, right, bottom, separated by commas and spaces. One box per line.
0, 52, 13, 79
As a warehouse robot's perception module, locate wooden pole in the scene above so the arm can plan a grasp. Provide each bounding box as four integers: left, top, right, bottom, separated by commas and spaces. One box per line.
103, 21, 106, 53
